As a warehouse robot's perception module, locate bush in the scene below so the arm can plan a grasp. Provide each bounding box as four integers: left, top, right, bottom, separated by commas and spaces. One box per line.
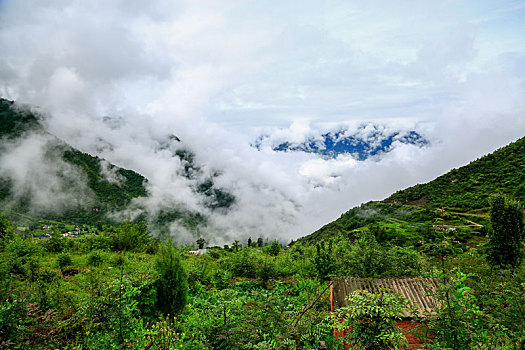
113, 254, 125, 267
154, 243, 188, 315
487, 195, 524, 270
87, 251, 103, 267
57, 253, 72, 269
0, 213, 13, 249
213, 269, 231, 290
110, 219, 150, 252
43, 233, 66, 253
6, 235, 38, 259
220, 249, 260, 278
335, 290, 408, 350
265, 241, 281, 256
256, 258, 276, 288
80, 234, 111, 252
144, 239, 159, 255
185, 256, 215, 292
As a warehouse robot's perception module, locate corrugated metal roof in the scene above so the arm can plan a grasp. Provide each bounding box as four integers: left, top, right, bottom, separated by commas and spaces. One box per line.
331, 277, 442, 317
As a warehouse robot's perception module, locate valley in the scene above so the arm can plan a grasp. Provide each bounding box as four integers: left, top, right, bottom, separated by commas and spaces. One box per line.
1, 103, 524, 348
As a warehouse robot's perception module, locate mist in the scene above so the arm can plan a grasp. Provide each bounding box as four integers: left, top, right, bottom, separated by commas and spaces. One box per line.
0, 0, 524, 244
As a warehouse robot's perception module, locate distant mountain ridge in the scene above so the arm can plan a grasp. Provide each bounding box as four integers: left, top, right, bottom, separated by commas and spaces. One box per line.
253, 124, 428, 160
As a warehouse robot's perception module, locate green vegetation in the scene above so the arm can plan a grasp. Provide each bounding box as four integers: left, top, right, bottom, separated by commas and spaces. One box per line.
0, 217, 347, 349
154, 242, 188, 316
487, 195, 524, 270
387, 136, 525, 209
0, 100, 524, 348
0, 203, 523, 349
0, 98, 42, 138
335, 290, 408, 350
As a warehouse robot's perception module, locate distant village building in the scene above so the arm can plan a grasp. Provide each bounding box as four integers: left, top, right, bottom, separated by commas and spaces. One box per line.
62, 232, 77, 238
188, 248, 208, 256
330, 277, 441, 350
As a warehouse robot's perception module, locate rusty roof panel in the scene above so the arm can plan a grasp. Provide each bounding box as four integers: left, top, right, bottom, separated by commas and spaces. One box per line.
331, 277, 441, 317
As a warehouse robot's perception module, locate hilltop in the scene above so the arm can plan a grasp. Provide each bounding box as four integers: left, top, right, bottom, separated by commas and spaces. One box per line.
386, 136, 525, 209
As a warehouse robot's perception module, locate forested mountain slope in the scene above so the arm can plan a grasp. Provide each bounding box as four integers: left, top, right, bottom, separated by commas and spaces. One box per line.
0, 98, 233, 229
386, 136, 525, 209
0, 98, 148, 224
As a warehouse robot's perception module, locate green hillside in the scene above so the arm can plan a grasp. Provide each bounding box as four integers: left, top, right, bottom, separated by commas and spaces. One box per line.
386, 136, 525, 209
298, 136, 525, 245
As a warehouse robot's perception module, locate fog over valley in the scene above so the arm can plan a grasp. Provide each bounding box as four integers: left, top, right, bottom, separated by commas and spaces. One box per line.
1, 0, 524, 243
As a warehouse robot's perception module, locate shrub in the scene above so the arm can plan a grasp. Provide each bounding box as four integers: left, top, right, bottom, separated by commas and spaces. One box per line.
335, 290, 408, 350
80, 234, 111, 252
43, 233, 66, 253
144, 239, 159, 255
256, 258, 277, 288
57, 253, 72, 269
87, 251, 103, 267
213, 269, 231, 290
220, 249, 259, 278
314, 240, 334, 280
110, 219, 150, 252
113, 254, 125, 267
0, 213, 13, 249
154, 243, 188, 315
6, 235, 38, 259
487, 195, 524, 270
265, 241, 281, 256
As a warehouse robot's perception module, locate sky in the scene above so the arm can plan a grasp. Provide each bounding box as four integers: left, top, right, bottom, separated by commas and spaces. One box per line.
0, 0, 524, 243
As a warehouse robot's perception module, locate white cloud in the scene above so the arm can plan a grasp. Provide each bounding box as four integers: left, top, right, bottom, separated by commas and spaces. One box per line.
0, 0, 524, 243
0, 133, 94, 214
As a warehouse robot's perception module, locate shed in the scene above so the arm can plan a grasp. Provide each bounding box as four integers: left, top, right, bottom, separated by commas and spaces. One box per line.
330, 277, 441, 349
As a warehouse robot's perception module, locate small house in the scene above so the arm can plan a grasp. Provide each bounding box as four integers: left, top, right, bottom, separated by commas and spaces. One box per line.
330, 277, 441, 349
188, 248, 208, 256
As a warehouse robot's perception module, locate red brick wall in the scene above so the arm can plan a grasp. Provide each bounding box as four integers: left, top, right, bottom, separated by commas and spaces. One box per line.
334, 319, 431, 350
395, 319, 430, 349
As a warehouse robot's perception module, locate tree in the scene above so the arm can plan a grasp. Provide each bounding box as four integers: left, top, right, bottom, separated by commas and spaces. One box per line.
335, 290, 408, 350
314, 240, 334, 280
266, 240, 281, 256
196, 238, 206, 249
154, 243, 188, 315
487, 195, 524, 270
0, 212, 13, 246
247, 237, 252, 247
232, 240, 241, 252
342, 231, 389, 277
256, 237, 264, 247
111, 218, 150, 251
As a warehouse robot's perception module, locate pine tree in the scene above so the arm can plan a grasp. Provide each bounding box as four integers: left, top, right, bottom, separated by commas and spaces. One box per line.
154, 243, 188, 315
487, 195, 524, 270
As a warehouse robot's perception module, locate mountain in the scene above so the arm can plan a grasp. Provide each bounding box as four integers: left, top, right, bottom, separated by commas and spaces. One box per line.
0, 98, 148, 224
253, 124, 428, 160
297, 136, 525, 245
0, 98, 234, 229
386, 137, 525, 209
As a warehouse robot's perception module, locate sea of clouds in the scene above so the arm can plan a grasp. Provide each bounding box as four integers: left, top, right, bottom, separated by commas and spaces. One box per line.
0, 0, 524, 244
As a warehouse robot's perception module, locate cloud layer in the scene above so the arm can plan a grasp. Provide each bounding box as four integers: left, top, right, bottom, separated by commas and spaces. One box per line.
0, 0, 524, 243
